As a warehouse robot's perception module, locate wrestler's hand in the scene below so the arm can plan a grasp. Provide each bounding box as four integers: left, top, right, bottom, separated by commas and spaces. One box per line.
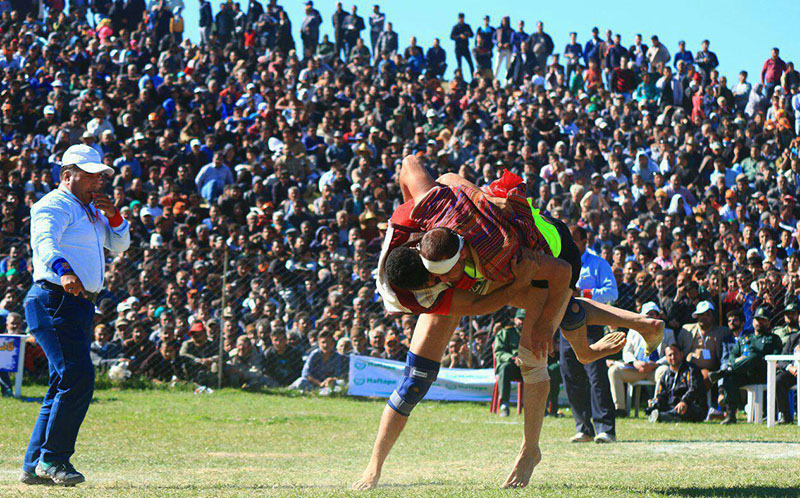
487, 195, 514, 216
528, 328, 554, 360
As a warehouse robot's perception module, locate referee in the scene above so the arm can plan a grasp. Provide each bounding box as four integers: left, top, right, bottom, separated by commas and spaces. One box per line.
20, 144, 130, 486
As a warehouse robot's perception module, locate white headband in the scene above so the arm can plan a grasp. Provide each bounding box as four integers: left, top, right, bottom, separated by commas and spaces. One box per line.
420, 234, 464, 274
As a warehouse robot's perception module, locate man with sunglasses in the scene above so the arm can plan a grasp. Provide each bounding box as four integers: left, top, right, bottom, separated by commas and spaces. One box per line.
21, 144, 129, 486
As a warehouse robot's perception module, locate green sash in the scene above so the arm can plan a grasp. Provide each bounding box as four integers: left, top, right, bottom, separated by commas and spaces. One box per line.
527, 199, 561, 257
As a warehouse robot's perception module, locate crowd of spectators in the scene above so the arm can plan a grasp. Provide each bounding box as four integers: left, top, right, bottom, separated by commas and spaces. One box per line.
0, 1, 798, 421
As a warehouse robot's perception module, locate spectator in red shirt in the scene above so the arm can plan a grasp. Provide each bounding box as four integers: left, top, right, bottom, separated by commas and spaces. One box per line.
761, 47, 787, 99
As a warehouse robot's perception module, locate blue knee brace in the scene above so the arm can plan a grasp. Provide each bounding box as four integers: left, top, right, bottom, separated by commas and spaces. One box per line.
560, 297, 587, 331
387, 352, 440, 416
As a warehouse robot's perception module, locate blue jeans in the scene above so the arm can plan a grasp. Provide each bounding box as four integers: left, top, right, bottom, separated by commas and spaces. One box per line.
22, 283, 95, 472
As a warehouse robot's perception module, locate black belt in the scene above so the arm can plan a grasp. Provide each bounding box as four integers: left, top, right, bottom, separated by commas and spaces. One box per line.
37, 280, 99, 304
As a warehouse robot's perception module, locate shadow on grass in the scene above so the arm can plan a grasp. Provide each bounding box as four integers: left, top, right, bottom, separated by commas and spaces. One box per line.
618, 439, 799, 444
660, 485, 800, 497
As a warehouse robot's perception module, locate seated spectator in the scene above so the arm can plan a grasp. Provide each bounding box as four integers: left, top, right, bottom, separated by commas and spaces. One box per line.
337, 337, 354, 355
441, 336, 477, 368
380, 331, 408, 361
710, 307, 783, 424
179, 322, 219, 385
776, 329, 800, 424
647, 343, 707, 423
366, 328, 384, 357
291, 331, 348, 392
608, 302, 687, 416
263, 327, 303, 386
682, 301, 727, 389
121, 322, 157, 372
90, 324, 123, 368
493, 310, 523, 417
135, 341, 187, 383
226, 336, 271, 389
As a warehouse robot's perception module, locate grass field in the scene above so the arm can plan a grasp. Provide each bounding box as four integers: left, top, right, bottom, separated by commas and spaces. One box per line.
1, 387, 799, 497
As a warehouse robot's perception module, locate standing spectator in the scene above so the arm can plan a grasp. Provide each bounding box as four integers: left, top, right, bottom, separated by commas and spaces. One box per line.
473, 15, 495, 74
560, 225, 618, 444
695, 39, 719, 85
450, 13, 474, 77
331, 2, 348, 60
761, 47, 787, 99
732, 71, 752, 113
647, 343, 707, 423
169, 7, 184, 43
493, 16, 513, 79
300, 1, 322, 58
673, 40, 694, 68
529, 21, 553, 71
583, 27, 602, 67
564, 32, 582, 82
343, 5, 365, 57
646, 35, 670, 68
628, 33, 648, 67
511, 20, 529, 55
368, 4, 385, 61
426, 38, 447, 79
711, 307, 782, 424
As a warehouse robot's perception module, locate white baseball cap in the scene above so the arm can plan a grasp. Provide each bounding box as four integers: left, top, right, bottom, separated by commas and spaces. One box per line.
641, 302, 661, 315
61, 144, 114, 176
692, 300, 715, 317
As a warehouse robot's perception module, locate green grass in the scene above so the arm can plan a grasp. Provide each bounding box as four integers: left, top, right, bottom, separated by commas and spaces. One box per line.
1, 387, 799, 497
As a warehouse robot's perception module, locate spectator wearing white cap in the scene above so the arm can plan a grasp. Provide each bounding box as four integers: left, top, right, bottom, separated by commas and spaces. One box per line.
21, 144, 130, 485
681, 300, 729, 390
607, 302, 689, 416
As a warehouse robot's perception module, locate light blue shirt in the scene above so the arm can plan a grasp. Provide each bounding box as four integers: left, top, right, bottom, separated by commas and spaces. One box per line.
577, 251, 618, 304
195, 162, 234, 192
31, 188, 131, 293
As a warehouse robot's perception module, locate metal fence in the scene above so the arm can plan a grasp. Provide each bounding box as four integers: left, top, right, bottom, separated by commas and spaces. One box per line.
1, 227, 797, 397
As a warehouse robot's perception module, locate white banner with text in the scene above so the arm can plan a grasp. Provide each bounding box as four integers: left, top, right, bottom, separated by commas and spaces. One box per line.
347, 355, 494, 401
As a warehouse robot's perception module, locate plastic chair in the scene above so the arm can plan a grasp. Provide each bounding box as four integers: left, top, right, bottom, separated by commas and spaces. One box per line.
625, 379, 656, 418
489, 354, 524, 414
742, 384, 767, 423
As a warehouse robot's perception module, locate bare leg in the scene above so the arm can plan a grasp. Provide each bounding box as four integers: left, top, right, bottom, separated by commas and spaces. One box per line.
501, 379, 548, 489
352, 313, 459, 490
561, 323, 627, 365
398, 155, 436, 203
579, 298, 665, 352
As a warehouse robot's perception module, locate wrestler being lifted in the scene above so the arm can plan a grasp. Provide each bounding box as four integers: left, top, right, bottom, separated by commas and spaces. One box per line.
353, 156, 663, 490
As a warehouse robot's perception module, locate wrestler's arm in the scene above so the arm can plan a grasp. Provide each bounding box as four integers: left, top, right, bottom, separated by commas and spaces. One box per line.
448, 248, 539, 317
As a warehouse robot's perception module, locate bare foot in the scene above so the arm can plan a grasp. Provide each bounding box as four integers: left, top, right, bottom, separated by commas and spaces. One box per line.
501, 446, 542, 489
639, 319, 665, 353
352, 468, 381, 491
575, 332, 627, 364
